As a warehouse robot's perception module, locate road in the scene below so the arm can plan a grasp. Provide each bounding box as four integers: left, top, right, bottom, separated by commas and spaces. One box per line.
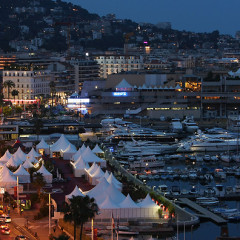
0, 222, 25, 239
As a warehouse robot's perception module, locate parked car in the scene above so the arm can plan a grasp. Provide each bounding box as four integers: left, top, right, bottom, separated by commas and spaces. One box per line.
15, 236, 27, 240
1, 227, 10, 235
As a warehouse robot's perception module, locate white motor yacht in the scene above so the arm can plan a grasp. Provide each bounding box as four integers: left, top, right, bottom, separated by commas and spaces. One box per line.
182, 116, 199, 133
170, 118, 183, 133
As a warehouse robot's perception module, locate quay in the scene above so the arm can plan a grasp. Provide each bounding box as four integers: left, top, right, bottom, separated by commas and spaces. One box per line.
178, 198, 227, 224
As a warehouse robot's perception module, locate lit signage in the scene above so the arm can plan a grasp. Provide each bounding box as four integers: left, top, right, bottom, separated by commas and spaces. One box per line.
68, 98, 90, 104
113, 92, 128, 96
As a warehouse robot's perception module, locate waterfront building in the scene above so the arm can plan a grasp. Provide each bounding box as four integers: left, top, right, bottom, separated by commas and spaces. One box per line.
94, 55, 144, 79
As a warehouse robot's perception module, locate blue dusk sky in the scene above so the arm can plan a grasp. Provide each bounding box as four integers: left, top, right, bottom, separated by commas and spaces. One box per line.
67, 0, 240, 35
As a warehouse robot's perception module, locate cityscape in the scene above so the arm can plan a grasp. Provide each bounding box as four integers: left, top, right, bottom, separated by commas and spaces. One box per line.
0, 0, 240, 240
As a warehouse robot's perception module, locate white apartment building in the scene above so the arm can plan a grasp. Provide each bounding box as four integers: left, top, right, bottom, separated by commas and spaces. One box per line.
94, 55, 143, 79
3, 70, 52, 104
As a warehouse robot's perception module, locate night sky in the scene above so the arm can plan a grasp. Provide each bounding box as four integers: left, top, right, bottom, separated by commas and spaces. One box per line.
67, 0, 240, 35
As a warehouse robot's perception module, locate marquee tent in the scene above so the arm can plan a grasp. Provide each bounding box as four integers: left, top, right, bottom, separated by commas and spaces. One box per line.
0, 170, 17, 188
92, 144, 104, 154
119, 194, 139, 208
6, 156, 22, 168
36, 165, 52, 183
99, 195, 120, 209
13, 147, 27, 159
81, 147, 106, 168
138, 194, 159, 208
27, 155, 38, 164
13, 165, 30, 183
61, 144, 77, 160
0, 150, 12, 164
88, 166, 105, 185
107, 173, 122, 191
27, 148, 41, 159
65, 185, 85, 203
36, 138, 50, 155
22, 159, 34, 169
50, 134, 74, 157
72, 156, 89, 177
71, 144, 86, 162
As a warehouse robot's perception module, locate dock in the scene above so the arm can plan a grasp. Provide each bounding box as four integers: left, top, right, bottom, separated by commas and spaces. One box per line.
178, 198, 227, 224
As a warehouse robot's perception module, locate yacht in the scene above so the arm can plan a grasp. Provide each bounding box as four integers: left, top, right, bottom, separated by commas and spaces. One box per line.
129, 155, 165, 169
196, 197, 219, 206
170, 118, 183, 133
182, 117, 199, 133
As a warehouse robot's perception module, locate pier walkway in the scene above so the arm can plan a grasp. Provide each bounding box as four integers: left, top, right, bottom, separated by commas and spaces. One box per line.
178, 198, 227, 224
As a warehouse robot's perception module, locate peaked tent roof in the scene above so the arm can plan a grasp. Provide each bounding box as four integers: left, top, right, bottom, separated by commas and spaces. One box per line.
115, 79, 133, 89
99, 195, 120, 209
104, 170, 110, 179
62, 144, 77, 153
96, 183, 125, 205
81, 147, 106, 164
1, 165, 13, 177
36, 138, 49, 149
27, 155, 38, 164
6, 156, 21, 167
66, 186, 85, 199
22, 159, 34, 169
0, 150, 12, 163
27, 148, 41, 158
13, 147, 27, 159
84, 177, 110, 199
92, 144, 104, 154
84, 162, 98, 175
50, 134, 74, 152
13, 165, 30, 176
119, 194, 139, 208
73, 156, 89, 170
37, 164, 52, 176
138, 194, 158, 208
107, 173, 122, 187
90, 166, 104, 178
1, 170, 17, 183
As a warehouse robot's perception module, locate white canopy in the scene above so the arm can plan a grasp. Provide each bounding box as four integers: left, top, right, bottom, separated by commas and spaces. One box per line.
36, 138, 49, 152
99, 195, 120, 209
13, 165, 30, 183
92, 144, 104, 154
27, 148, 41, 159
119, 194, 139, 208
13, 147, 27, 159
115, 79, 133, 90
138, 194, 158, 208
0, 150, 12, 164
84, 177, 110, 199
82, 147, 106, 167
1, 165, 13, 177
22, 159, 34, 169
27, 155, 38, 164
36, 164, 52, 183
72, 156, 89, 177
107, 173, 122, 187
65, 185, 85, 200
85, 162, 98, 176
104, 170, 110, 179
90, 166, 104, 178
0, 170, 17, 187
50, 134, 74, 153
6, 156, 22, 167
61, 144, 77, 160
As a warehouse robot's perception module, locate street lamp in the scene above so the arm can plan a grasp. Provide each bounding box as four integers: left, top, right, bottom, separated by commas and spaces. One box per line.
191, 225, 194, 240
49, 193, 51, 235
17, 176, 19, 214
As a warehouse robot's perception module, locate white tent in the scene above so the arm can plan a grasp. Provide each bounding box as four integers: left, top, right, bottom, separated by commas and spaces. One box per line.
115, 79, 133, 91
1, 165, 13, 177
27, 148, 41, 159
89, 166, 105, 185
65, 185, 85, 203
84, 177, 110, 199
119, 194, 139, 208
50, 134, 74, 157
81, 147, 106, 168
84, 162, 98, 179
36, 165, 53, 183
107, 173, 122, 191
138, 194, 159, 208
71, 146, 85, 162
72, 156, 89, 177
13, 147, 27, 159
99, 195, 120, 209
22, 159, 34, 169
13, 165, 30, 183
6, 156, 22, 168
0, 170, 17, 188
36, 138, 50, 155
0, 150, 12, 164
61, 144, 77, 160
92, 144, 104, 154
27, 155, 38, 164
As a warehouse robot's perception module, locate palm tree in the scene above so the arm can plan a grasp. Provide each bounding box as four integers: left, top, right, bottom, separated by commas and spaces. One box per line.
63, 195, 98, 240
49, 81, 56, 109
32, 172, 46, 196
11, 89, 19, 104
33, 118, 43, 141
3, 80, 15, 101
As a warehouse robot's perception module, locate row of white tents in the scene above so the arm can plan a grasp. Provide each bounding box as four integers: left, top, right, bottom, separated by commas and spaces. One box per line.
65, 177, 160, 219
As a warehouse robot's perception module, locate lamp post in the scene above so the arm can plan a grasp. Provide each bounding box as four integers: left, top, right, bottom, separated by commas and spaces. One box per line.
17, 176, 19, 214
91, 218, 94, 240
191, 225, 194, 240
49, 193, 51, 235
184, 221, 186, 240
